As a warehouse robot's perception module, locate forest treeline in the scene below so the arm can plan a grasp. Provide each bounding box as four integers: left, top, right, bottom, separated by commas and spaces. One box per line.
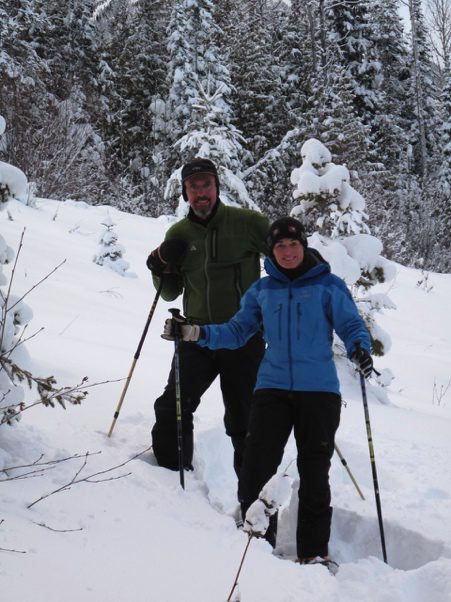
1, 0, 450, 271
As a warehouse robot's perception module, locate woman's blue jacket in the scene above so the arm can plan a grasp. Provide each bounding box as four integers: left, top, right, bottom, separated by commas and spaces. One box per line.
197, 253, 371, 395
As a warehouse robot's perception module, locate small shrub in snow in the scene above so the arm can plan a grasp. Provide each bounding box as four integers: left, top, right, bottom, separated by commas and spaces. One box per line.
93, 215, 130, 276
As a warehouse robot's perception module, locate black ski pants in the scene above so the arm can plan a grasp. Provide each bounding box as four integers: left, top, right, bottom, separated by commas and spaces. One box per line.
151, 333, 264, 476
239, 389, 341, 559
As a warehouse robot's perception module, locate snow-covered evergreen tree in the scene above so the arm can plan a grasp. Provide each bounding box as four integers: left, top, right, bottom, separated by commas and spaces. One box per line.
269, 0, 312, 136
0, 0, 53, 171
438, 67, 451, 197
223, 0, 289, 162
165, 0, 232, 149
432, 66, 451, 271
95, 0, 171, 214
291, 138, 396, 357
93, 215, 130, 276
1, 0, 111, 204
163, 0, 257, 213
167, 83, 258, 214
326, 0, 383, 126
1, 115, 89, 425
0, 115, 33, 424
407, 0, 440, 179
0, 116, 31, 207
243, 127, 306, 220
299, 66, 373, 176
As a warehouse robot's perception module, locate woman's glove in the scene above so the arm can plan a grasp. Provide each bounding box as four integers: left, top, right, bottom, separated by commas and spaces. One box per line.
352, 345, 373, 379
161, 314, 201, 342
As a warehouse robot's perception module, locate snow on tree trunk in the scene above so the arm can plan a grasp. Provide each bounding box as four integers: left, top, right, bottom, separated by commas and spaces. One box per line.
290, 138, 396, 360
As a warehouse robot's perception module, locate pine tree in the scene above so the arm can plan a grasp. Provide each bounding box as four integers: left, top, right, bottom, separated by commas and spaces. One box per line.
1, 0, 111, 204
299, 65, 373, 175
326, 0, 383, 124
407, 0, 439, 179
163, 0, 254, 212
356, 0, 413, 253
0, 0, 53, 171
95, 0, 171, 214
93, 215, 130, 276
290, 138, 396, 356
225, 0, 289, 163
171, 84, 257, 211
438, 67, 451, 196
165, 0, 231, 149
275, 0, 311, 119
364, 0, 411, 170
432, 66, 451, 271
0, 116, 33, 422
243, 127, 306, 220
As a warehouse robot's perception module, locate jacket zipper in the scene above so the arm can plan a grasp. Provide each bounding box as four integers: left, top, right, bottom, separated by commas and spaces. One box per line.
288, 285, 293, 389
234, 264, 242, 307
275, 304, 282, 340
205, 229, 218, 321
296, 302, 301, 339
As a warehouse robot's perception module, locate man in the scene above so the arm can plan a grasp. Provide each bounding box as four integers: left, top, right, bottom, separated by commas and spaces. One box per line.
147, 157, 269, 479
164, 216, 373, 572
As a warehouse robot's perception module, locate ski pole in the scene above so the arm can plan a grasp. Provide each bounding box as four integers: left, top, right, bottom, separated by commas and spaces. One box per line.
226, 534, 253, 602
359, 369, 388, 563
334, 443, 365, 500
169, 308, 185, 490
107, 279, 164, 437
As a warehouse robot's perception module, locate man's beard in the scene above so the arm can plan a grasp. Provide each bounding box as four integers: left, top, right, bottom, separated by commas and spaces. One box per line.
191, 198, 214, 219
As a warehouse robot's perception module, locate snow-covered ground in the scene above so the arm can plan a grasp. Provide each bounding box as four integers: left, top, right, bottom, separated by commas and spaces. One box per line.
1, 198, 451, 601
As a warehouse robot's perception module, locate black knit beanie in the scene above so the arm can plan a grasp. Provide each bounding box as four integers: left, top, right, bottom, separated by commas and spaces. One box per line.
266, 217, 308, 253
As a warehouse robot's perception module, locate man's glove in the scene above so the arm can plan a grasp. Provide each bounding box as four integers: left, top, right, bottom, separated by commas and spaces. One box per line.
146, 239, 187, 276
352, 345, 373, 379
161, 314, 201, 342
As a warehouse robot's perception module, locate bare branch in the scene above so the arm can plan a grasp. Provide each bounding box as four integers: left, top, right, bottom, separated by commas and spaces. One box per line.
2, 325, 45, 362
27, 446, 151, 508
0, 467, 54, 481
0, 451, 102, 480
32, 521, 83, 533
0, 519, 27, 553
425, 0, 451, 70
5, 259, 67, 315
0, 546, 27, 554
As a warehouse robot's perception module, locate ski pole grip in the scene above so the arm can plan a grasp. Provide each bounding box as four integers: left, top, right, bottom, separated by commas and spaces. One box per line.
169, 308, 182, 336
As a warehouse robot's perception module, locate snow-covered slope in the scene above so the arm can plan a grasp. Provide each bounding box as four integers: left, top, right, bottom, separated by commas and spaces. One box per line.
1, 199, 451, 601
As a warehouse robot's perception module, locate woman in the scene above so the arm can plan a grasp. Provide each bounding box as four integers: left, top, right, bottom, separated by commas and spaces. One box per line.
163, 216, 372, 571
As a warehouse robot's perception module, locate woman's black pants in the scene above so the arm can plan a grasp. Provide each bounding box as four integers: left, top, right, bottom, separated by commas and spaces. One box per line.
239, 388, 341, 559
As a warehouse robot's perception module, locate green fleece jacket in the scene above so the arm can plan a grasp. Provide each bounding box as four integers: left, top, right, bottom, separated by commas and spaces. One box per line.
153, 201, 269, 324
